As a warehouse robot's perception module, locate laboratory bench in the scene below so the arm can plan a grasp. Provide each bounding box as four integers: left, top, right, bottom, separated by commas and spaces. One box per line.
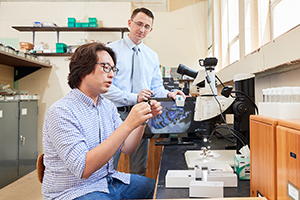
153, 135, 250, 199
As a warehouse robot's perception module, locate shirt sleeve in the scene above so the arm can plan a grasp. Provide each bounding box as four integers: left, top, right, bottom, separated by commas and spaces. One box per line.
45, 103, 88, 179
103, 84, 138, 106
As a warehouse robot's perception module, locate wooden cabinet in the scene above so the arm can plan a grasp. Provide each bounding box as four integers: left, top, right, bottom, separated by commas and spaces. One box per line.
250, 115, 300, 200
277, 119, 300, 200
250, 115, 278, 199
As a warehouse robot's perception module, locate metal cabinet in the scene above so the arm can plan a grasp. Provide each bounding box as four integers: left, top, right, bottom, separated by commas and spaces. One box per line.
0, 101, 19, 189
0, 100, 38, 189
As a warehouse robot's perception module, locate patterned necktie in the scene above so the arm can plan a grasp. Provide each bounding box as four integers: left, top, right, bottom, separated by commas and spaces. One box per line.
132, 46, 142, 93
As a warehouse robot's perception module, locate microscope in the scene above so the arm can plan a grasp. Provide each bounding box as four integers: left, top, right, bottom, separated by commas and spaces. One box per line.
177, 57, 256, 151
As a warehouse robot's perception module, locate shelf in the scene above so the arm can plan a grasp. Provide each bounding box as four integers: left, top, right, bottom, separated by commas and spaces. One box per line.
0, 50, 51, 81
12, 26, 129, 44
12, 26, 129, 32
33, 53, 72, 57
0, 51, 51, 68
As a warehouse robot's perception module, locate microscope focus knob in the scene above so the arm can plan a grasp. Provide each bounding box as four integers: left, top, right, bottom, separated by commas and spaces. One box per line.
233, 101, 247, 115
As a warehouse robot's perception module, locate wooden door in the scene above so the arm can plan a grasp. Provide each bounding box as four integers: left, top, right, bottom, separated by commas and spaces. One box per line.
250, 115, 278, 200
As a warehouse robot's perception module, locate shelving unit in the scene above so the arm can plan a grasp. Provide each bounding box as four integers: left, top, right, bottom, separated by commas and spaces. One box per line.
12, 26, 129, 48
0, 50, 51, 81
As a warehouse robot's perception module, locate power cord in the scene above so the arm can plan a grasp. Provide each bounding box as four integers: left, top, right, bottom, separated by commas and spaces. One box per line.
203, 66, 247, 146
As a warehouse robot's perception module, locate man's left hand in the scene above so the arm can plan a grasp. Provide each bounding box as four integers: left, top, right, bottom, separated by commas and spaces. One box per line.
167, 90, 186, 100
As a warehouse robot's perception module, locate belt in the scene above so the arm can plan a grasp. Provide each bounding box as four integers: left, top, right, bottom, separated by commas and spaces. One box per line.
117, 105, 133, 112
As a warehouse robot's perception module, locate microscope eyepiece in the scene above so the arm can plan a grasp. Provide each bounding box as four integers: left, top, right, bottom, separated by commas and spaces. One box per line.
177, 64, 198, 78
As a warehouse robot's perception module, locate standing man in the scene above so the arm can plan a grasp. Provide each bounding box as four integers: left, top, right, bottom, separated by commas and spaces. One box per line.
103, 7, 185, 175
42, 42, 162, 200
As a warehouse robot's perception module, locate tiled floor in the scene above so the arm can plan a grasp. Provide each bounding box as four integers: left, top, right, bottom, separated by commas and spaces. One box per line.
0, 170, 43, 200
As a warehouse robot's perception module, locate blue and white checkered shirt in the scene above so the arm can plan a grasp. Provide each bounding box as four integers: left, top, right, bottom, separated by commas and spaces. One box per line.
42, 88, 130, 200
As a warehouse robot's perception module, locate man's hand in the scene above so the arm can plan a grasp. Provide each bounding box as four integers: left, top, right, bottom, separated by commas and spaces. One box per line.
148, 100, 162, 117
137, 89, 154, 103
167, 90, 186, 100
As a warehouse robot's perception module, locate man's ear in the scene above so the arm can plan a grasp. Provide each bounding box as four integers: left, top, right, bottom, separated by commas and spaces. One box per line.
128, 19, 132, 27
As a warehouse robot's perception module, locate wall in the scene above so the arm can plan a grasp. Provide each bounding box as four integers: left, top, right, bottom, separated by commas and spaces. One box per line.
0, 64, 14, 87
216, 24, 300, 104
0, 1, 132, 154
0, 1, 207, 154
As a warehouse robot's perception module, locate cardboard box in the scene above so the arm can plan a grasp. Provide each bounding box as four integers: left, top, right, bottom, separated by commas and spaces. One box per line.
234, 154, 250, 180
19, 42, 34, 50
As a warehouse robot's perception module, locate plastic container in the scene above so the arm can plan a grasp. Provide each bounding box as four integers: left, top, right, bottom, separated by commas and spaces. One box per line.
89, 23, 98, 27
75, 22, 82, 27
56, 43, 67, 53
68, 22, 75, 27
81, 22, 89, 27
282, 87, 293, 103
88, 18, 97, 23
275, 87, 283, 103
68, 17, 76, 23
262, 89, 267, 102
292, 87, 300, 102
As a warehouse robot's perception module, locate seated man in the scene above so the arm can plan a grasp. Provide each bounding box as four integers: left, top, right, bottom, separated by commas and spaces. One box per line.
42, 42, 162, 200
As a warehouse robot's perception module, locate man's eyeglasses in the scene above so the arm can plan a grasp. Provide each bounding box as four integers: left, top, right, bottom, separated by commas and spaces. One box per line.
96, 63, 119, 75
131, 20, 152, 31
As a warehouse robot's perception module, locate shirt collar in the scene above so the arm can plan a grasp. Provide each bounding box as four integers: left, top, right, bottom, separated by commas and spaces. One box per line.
71, 88, 103, 107
124, 34, 142, 52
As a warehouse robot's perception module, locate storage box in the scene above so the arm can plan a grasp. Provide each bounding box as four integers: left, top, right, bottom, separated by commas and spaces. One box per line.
68, 17, 76, 23
68, 22, 75, 27
75, 22, 82, 27
88, 17, 97, 23
207, 163, 234, 174
56, 43, 67, 53
234, 154, 250, 180
165, 170, 195, 188
189, 181, 223, 198
81, 22, 89, 27
207, 173, 238, 187
89, 23, 98, 27
19, 42, 34, 50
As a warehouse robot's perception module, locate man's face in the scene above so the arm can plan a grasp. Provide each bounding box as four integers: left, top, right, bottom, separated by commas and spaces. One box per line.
128, 12, 153, 44
82, 50, 115, 96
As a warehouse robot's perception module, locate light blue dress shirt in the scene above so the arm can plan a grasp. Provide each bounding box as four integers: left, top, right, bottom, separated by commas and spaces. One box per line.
42, 88, 130, 200
103, 35, 169, 107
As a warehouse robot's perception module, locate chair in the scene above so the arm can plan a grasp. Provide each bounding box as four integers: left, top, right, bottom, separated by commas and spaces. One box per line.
36, 153, 45, 183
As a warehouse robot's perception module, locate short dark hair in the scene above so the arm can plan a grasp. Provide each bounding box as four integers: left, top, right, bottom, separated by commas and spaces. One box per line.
67, 42, 116, 89
131, 7, 154, 21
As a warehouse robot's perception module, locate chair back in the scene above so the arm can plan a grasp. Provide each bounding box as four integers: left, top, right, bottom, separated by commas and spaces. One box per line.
36, 153, 45, 183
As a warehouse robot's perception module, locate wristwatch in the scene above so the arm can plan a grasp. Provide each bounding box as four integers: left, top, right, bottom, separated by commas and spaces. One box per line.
141, 119, 149, 126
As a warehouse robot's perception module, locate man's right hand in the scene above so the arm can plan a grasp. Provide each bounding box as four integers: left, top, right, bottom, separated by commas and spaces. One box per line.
137, 89, 154, 103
